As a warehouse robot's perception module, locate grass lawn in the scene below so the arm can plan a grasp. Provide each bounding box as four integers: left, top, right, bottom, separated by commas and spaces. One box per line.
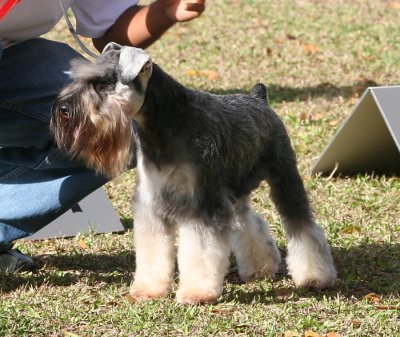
1, 0, 399, 336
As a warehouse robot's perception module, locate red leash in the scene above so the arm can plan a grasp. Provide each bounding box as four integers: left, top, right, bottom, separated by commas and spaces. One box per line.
0, 0, 21, 20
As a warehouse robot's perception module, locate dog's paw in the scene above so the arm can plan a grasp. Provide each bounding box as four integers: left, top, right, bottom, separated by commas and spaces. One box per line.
290, 266, 337, 290
130, 283, 171, 300
288, 254, 337, 290
176, 287, 221, 304
287, 225, 337, 290
237, 245, 282, 283
239, 266, 279, 283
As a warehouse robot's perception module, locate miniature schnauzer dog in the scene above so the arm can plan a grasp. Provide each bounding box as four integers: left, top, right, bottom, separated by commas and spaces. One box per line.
51, 42, 336, 304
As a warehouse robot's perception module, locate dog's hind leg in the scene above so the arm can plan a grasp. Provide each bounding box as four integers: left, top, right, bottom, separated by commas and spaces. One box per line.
230, 195, 281, 282
265, 138, 337, 289
130, 205, 176, 300
176, 220, 231, 304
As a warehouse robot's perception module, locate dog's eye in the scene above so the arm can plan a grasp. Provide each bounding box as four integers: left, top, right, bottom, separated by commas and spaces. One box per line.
60, 105, 71, 118
140, 60, 151, 73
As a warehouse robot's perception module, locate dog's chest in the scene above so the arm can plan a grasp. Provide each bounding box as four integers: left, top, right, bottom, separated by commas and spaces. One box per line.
136, 154, 198, 217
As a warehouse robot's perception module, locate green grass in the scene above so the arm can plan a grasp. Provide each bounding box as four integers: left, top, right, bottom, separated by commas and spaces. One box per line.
1, 1, 399, 336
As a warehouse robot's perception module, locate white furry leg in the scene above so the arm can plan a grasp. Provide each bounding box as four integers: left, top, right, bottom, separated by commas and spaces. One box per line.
230, 198, 281, 282
176, 221, 231, 304
130, 206, 176, 299
286, 223, 336, 289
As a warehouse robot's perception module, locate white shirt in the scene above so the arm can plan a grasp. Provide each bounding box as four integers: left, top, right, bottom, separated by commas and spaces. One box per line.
0, 0, 138, 48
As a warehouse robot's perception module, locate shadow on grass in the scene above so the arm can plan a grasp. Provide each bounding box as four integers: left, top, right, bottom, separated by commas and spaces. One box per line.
1, 243, 398, 303
224, 243, 400, 304
120, 217, 133, 230
0, 250, 135, 293
210, 79, 379, 103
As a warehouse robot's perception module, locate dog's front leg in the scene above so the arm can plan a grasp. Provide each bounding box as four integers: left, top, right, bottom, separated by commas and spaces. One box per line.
130, 205, 176, 300
176, 220, 231, 304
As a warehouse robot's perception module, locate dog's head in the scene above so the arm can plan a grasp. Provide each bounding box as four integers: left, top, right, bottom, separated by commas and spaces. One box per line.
51, 43, 152, 178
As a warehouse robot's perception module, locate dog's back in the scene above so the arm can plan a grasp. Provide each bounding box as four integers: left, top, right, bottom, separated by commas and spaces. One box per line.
169, 81, 289, 199
137, 67, 293, 216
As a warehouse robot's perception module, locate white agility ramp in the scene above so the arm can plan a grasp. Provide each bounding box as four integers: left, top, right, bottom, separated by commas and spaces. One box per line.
311, 86, 400, 176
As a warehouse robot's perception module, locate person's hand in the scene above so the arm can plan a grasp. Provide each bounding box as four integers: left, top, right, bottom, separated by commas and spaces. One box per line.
93, 0, 206, 51
159, 0, 206, 23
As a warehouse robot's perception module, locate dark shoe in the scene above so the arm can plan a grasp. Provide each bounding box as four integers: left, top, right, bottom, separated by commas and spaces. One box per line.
0, 248, 37, 272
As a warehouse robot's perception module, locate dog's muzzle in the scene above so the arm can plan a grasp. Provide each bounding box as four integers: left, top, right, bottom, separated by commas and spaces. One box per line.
103, 42, 152, 85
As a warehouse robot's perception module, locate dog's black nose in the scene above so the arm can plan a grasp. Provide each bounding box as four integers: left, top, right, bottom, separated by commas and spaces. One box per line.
102, 42, 122, 54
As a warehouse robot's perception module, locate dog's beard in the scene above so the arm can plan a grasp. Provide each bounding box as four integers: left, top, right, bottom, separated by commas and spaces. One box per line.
51, 92, 134, 178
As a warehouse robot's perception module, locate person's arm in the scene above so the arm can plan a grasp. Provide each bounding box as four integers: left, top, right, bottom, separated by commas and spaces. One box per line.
92, 0, 205, 51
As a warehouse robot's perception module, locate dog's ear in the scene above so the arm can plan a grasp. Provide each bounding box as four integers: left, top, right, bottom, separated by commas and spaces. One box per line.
70, 50, 119, 82
250, 83, 269, 105
102, 42, 122, 53
119, 47, 152, 85
70, 59, 101, 81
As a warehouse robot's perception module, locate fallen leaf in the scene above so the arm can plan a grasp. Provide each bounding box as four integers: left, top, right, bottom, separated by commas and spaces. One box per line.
264, 47, 273, 56
363, 292, 381, 303
358, 75, 378, 86
361, 55, 376, 62
350, 76, 379, 99
187, 69, 218, 80
328, 119, 340, 127
358, 74, 369, 84
187, 69, 198, 77
340, 225, 362, 235
78, 238, 88, 250
198, 70, 208, 77
387, 1, 400, 9
284, 331, 300, 337
124, 294, 137, 303
299, 111, 309, 121
303, 43, 318, 54
350, 90, 361, 99
304, 331, 321, 337
207, 70, 218, 81
327, 332, 340, 337
313, 113, 324, 121
106, 300, 119, 307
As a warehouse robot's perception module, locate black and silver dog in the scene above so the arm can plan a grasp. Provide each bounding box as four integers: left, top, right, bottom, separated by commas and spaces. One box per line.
51, 43, 336, 304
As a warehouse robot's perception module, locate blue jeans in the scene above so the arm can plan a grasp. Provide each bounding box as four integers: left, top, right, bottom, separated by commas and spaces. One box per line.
0, 39, 109, 250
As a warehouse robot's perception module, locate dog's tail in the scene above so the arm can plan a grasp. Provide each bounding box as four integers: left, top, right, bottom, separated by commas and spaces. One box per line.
263, 132, 337, 288
250, 83, 269, 105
